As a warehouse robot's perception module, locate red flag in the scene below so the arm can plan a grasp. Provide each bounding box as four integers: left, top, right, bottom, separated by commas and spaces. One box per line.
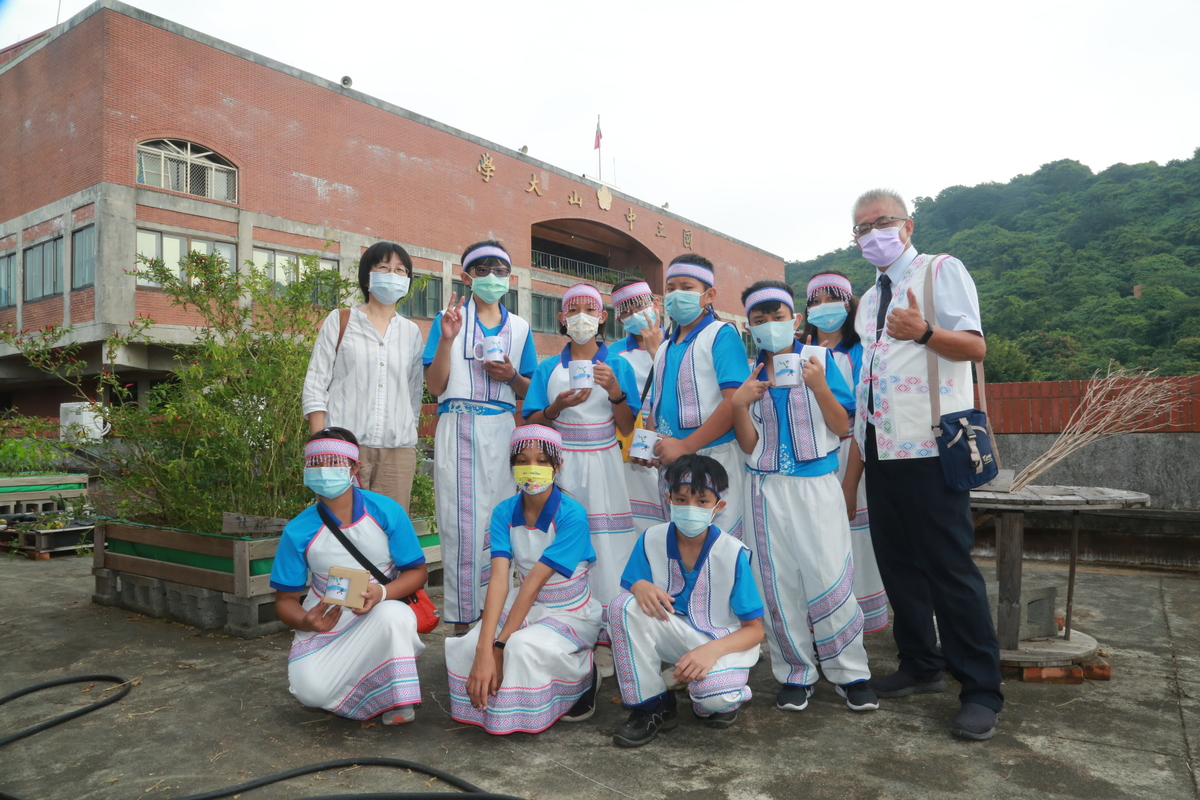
594, 118, 602, 150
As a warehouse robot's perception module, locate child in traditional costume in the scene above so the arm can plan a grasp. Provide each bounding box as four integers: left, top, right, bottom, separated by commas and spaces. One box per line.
270, 428, 429, 725
638, 254, 750, 539
424, 240, 538, 632
731, 280, 876, 714
608, 455, 764, 747
522, 284, 640, 647
609, 278, 667, 535
802, 271, 889, 634
445, 425, 602, 734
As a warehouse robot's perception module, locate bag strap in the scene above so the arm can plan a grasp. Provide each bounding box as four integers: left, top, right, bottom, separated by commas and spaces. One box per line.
334, 308, 351, 353
923, 255, 946, 431
315, 502, 390, 586
639, 365, 655, 410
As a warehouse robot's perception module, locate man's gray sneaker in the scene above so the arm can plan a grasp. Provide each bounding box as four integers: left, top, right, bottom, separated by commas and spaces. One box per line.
870, 670, 947, 698
951, 702, 998, 740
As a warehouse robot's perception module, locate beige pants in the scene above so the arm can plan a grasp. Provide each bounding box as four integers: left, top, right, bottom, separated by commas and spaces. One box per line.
357, 446, 417, 512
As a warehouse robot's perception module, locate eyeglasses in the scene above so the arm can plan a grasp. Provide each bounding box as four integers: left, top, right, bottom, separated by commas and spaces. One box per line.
370, 265, 410, 275
852, 216, 910, 237
467, 265, 512, 278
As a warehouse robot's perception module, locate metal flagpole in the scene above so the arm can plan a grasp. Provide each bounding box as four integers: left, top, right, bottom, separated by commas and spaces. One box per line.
597, 116, 602, 182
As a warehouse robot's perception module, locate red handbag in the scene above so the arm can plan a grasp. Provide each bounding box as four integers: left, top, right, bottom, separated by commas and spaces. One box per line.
402, 589, 441, 634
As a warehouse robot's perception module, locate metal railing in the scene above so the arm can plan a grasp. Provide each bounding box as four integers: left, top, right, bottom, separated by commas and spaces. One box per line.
530, 250, 639, 286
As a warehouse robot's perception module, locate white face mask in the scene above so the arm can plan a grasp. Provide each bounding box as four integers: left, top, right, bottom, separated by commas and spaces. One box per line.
565, 313, 601, 345
369, 272, 410, 304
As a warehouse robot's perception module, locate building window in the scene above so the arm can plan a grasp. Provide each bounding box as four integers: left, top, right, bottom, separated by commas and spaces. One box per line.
530, 294, 560, 334
136, 140, 237, 203
452, 280, 518, 315
72, 226, 96, 288
137, 229, 236, 287
253, 248, 303, 286
0, 253, 15, 308
24, 238, 61, 302
398, 275, 443, 319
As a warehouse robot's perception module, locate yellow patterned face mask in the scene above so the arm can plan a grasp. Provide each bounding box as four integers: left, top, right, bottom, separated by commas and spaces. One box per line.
513, 465, 555, 495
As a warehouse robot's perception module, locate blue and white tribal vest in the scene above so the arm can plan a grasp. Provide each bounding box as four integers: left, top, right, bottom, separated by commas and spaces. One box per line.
642, 523, 748, 640
853, 253, 973, 460
649, 318, 729, 434
746, 361, 841, 472
437, 299, 531, 409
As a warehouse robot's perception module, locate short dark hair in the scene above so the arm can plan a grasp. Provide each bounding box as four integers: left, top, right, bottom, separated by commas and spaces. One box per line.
802, 270, 860, 349
668, 253, 715, 289
663, 454, 729, 498
740, 279, 795, 318
461, 239, 510, 272
358, 242, 413, 300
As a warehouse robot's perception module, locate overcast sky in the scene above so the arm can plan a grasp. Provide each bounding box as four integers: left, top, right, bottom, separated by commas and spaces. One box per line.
3, 0, 1199, 262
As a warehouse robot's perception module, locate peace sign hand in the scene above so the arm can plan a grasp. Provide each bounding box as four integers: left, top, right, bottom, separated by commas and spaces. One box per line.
441, 293, 467, 339
732, 363, 771, 410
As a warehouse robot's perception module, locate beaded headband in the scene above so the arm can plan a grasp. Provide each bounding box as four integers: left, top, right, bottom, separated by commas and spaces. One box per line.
666, 261, 715, 286
561, 284, 603, 311
743, 287, 795, 317
462, 245, 511, 271
510, 424, 564, 464
806, 273, 853, 300
677, 471, 721, 498
304, 437, 360, 463
611, 281, 653, 307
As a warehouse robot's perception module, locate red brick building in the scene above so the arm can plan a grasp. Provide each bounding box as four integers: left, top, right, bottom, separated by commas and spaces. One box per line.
0, 1, 783, 416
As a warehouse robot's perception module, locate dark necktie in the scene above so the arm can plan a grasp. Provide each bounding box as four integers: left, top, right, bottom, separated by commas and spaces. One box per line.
875, 273, 892, 342
868, 274, 892, 415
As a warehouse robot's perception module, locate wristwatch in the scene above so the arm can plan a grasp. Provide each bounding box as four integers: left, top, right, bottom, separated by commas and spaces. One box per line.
917, 323, 934, 345
493, 639, 506, 650
609, 391, 628, 405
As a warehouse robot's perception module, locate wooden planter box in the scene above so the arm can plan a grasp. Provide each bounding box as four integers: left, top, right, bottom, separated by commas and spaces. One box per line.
2, 524, 94, 560
92, 513, 288, 638
0, 473, 88, 516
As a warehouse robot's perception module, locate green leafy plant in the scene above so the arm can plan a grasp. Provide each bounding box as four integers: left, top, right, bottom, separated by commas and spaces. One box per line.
1, 248, 358, 532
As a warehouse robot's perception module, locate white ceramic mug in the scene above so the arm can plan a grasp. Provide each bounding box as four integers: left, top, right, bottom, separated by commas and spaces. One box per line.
630, 428, 660, 460
799, 344, 827, 373
773, 353, 802, 388
473, 335, 506, 362
569, 360, 595, 390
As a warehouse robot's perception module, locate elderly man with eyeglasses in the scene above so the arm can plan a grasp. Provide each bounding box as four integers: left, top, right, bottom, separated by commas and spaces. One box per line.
841, 188, 1003, 741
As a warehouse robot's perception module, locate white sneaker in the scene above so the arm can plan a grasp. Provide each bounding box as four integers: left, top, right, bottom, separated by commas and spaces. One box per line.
381, 705, 416, 725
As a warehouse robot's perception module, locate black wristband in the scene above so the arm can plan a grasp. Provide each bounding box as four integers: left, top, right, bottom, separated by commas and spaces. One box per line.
544, 406, 559, 421
493, 639, 506, 650
609, 391, 628, 405
917, 323, 934, 345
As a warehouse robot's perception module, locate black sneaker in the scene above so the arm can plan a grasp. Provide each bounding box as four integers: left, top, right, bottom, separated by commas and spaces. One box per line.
701, 707, 739, 729
836, 680, 880, 711
562, 666, 600, 722
612, 693, 679, 747
951, 702, 998, 741
775, 684, 815, 712
870, 670, 947, 698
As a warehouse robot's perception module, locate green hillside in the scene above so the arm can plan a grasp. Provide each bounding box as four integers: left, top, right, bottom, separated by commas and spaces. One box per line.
785, 151, 1200, 381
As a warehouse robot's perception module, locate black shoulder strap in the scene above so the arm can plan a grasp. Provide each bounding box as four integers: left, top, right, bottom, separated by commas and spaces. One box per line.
315, 502, 390, 585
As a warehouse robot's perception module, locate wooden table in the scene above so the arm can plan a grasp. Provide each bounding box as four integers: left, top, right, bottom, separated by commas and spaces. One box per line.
970, 485, 1150, 650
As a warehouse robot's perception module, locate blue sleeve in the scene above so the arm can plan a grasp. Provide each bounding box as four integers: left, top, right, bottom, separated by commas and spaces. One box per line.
619, 532, 655, 591
849, 342, 863, 388
730, 548, 765, 621
539, 497, 596, 578
713, 324, 751, 390
269, 514, 315, 592
825, 350, 855, 413
489, 497, 515, 561
422, 313, 443, 366
518, 329, 538, 377
609, 354, 642, 414
522, 356, 557, 417
373, 495, 425, 572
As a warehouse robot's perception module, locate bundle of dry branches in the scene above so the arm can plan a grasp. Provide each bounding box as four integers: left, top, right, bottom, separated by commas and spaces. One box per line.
1012, 363, 1184, 492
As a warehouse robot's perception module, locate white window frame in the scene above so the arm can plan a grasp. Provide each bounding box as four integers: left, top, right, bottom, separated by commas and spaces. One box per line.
136, 140, 238, 203
136, 229, 237, 288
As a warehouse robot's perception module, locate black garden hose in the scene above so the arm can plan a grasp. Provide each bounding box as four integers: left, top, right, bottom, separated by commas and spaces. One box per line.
1, 676, 525, 800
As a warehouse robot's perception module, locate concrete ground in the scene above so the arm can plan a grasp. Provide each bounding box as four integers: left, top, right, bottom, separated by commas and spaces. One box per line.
1, 556, 1197, 800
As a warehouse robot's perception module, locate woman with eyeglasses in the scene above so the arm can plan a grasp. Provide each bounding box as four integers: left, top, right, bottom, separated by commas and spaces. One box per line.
423, 240, 539, 634
302, 242, 425, 511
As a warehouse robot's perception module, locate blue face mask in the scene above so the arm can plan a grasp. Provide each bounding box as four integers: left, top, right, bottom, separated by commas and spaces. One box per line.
664, 290, 705, 326
749, 319, 797, 353
670, 503, 714, 537
806, 303, 848, 333
622, 308, 656, 337
304, 467, 352, 499
470, 274, 510, 304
